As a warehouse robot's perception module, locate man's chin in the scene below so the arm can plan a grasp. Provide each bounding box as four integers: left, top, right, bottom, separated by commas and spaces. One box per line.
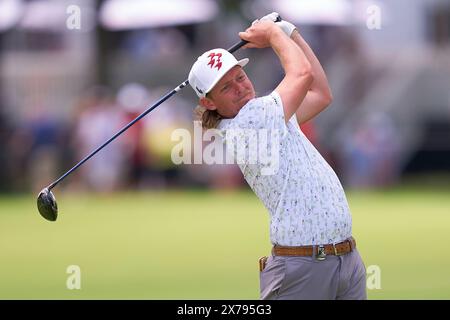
237, 94, 254, 108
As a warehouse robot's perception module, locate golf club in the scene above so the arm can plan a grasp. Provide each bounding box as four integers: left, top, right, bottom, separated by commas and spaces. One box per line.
36, 41, 250, 222
37, 14, 282, 221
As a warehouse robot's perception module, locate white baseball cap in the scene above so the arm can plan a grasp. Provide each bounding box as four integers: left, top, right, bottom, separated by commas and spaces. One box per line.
188, 48, 249, 98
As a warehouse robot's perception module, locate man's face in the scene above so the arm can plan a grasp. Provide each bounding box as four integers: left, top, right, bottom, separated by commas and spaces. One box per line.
200, 66, 255, 118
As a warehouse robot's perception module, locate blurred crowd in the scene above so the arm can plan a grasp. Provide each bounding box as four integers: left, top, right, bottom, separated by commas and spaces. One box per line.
1, 0, 449, 194
0, 81, 249, 193
0, 77, 401, 194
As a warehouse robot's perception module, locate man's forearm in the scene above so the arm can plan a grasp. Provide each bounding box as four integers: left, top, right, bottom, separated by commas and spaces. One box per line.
291, 30, 332, 100
269, 27, 314, 122
270, 27, 311, 78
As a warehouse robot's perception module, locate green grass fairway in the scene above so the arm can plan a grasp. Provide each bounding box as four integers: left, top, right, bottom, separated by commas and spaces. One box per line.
1, 187, 449, 299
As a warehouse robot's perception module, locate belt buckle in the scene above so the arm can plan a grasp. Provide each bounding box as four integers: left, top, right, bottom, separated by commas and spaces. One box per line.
316, 245, 326, 261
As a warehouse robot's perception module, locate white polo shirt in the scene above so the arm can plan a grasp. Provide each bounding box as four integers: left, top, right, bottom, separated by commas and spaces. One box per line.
218, 91, 352, 246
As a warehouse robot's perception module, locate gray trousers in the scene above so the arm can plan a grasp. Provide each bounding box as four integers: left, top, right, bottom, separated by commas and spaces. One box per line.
260, 248, 367, 300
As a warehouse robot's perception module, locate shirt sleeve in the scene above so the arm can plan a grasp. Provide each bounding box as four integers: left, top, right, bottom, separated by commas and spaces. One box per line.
287, 109, 301, 131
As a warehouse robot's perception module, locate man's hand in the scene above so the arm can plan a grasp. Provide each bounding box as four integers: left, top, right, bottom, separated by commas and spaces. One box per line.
258, 12, 297, 38
238, 20, 282, 49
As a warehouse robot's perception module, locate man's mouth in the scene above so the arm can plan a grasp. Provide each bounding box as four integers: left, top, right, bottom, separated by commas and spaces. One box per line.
235, 92, 252, 104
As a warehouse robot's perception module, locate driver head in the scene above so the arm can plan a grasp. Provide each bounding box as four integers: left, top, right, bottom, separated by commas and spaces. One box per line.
37, 188, 58, 221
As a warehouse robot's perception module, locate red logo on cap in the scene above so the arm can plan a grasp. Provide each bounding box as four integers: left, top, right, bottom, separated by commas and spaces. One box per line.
207, 52, 222, 70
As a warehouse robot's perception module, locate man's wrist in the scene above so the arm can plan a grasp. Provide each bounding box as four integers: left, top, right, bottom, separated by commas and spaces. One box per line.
269, 25, 288, 43
277, 20, 297, 38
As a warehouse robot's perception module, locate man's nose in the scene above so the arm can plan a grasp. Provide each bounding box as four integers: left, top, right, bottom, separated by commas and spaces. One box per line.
233, 82, 244, 94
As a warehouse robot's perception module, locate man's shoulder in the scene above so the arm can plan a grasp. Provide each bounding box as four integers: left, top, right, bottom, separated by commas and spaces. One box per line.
245, 91, 281, 110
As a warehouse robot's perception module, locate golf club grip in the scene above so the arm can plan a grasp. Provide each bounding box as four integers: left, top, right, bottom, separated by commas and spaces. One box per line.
227, 40, 248, 53
227, 14, 282, 53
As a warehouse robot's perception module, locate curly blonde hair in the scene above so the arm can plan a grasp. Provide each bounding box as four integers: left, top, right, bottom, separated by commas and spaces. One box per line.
193, 105, 223, 129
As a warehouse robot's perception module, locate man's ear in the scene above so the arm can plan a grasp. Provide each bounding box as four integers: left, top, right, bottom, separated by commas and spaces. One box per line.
199, 97, 217, 111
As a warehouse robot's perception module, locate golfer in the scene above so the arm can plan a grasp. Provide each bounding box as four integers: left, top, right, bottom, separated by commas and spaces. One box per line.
188, 13, 367, 300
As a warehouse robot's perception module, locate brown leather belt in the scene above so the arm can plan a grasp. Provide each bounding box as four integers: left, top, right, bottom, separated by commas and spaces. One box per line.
272, 237, 356, 259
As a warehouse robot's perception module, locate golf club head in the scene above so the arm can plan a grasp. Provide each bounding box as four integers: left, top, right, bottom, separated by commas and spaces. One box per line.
37, 188, 58, 221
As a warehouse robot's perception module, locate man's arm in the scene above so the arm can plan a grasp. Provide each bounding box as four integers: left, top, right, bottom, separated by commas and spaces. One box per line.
290, 30, 333, 125
239, 21, 313, 123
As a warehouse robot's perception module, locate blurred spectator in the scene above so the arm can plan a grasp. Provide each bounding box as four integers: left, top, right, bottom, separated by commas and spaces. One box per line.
341, 113, 400, 188
139, 86, 192, 189
4, 125, 32, 192
24, 102, 64, 194
71, 86, 130, 192
0, 110, 12, 192
0, 98, 64, 193
116, 82, 150, 188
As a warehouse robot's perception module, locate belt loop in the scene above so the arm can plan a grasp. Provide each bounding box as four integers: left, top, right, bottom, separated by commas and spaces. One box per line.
333, 242, 339, 256
349, 237, 355, 251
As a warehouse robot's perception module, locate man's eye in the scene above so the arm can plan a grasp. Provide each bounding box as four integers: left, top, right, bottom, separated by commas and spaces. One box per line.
237, 76, 245, 81
221, 85, 230, 92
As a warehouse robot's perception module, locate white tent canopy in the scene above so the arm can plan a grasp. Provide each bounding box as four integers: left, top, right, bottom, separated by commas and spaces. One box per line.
0, 0, 219, 32
245, 0, 382, 26
274, 0, 354, 25
99, 0, 219, 31
0, 0, 23, 31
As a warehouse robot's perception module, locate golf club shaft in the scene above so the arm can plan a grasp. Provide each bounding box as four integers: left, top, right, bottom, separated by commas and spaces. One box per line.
48, 88, 178, 190
47, 40, 248, 191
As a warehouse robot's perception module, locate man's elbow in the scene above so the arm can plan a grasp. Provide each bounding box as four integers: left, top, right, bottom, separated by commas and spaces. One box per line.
300, 63, 313, 78
295, 67, 314, 88
322, 90, 333, 107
